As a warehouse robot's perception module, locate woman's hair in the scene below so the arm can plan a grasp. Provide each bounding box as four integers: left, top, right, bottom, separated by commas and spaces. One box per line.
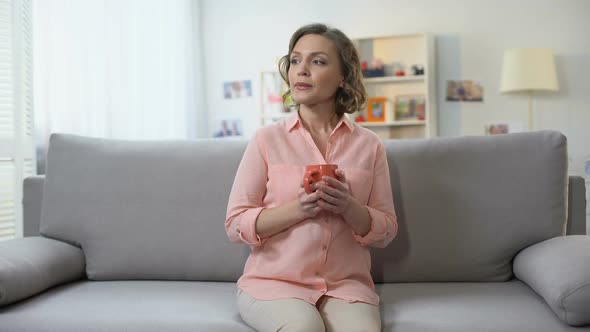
278, 23, 367, 116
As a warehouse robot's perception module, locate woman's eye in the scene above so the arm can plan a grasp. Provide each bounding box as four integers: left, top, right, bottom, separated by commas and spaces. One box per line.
290, 59, 300, 64
313, 59, 326, 65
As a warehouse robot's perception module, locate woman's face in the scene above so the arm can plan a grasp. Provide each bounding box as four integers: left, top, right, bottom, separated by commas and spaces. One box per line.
288, 34, 344, 108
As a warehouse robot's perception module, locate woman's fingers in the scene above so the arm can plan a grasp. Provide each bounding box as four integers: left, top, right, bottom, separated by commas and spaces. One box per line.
316, 189, 340, 204
322, 174, 347, 190
317, 184, 345, 198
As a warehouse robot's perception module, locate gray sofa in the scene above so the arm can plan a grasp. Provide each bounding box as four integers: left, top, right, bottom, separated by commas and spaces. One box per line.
1, 131, 589, 332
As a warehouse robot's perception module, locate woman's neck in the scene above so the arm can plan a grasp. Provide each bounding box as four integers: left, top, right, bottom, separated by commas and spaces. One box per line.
299, 105, 340, 135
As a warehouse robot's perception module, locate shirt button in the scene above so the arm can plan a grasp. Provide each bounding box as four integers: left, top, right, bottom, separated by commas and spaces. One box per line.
320, 290, 326, 293
315, 271, 320, 276
236, 228, 240, 233
322, 245, 328, 250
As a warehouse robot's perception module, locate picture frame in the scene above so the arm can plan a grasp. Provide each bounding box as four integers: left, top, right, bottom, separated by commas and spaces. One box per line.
367, 97, 387, 122
223, 80, 252, 99
395, 94, 426, 121
483, 122, 525, 136
446, 80, 484, 102
484, 123, 509, 135
212, 118, 243, 138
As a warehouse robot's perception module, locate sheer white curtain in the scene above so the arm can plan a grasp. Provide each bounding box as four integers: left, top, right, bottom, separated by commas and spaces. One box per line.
33, 0, 204, 171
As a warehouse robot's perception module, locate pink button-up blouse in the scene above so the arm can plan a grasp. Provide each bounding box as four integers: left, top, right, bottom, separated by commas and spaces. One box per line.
225, 112, 397, 305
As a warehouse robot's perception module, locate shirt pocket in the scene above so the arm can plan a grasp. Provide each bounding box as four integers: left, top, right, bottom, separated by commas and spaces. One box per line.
343, 168, 373, 205
268, 164, 304, 204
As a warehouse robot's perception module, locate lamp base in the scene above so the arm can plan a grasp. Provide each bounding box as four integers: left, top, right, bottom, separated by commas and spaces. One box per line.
528, 92, 533, 131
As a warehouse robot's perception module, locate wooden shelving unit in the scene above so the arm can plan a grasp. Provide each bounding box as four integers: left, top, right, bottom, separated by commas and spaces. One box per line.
352, 33, 437, 139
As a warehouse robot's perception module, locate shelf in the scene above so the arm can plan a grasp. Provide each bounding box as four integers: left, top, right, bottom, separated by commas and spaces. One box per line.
363, 76, 425, 84
357, 120, 426, 127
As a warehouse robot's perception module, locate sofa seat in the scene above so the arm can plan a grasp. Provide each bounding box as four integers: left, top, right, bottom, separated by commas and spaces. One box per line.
0, 281, 253, 332
4, 279, 590, 332
378, 280, 590, 332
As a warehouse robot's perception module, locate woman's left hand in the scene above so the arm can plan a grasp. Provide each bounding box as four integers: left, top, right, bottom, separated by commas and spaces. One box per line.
315, 169, 353, 215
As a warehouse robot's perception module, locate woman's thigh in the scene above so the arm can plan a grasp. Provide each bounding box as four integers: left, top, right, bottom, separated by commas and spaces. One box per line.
237, 290, 325, 332
317, 296, 381, 332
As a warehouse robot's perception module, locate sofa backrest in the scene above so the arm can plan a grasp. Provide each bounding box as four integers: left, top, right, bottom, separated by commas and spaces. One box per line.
40, 131, 568, 283
371, 130, 568, 282
41, 134, 249, 281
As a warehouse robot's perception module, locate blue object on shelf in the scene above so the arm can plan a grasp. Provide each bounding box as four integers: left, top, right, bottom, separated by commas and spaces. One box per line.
362, 69, 385, 78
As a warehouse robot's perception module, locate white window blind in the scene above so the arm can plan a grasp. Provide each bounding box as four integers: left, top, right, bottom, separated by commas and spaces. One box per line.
0, 0, 34, 242
0, 158, 15, 240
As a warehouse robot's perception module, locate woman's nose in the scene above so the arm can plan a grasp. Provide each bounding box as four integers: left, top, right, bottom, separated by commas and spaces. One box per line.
297, 63, 309, 76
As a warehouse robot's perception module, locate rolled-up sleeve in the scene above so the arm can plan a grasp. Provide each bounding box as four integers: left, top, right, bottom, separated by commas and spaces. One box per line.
225, 132, 268, 247
353, 142, 398, 248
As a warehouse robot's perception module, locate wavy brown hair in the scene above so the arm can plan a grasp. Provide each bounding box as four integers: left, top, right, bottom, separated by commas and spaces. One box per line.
278, 23, 366, 116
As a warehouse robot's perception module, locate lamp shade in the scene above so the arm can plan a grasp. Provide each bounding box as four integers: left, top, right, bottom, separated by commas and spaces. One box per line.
500, 48, 559, 93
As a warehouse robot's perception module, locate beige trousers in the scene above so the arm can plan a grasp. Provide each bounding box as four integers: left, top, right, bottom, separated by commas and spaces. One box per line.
237, 289, 381, 332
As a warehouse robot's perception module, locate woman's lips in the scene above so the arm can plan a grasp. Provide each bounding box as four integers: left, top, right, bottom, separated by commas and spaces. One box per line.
294, 83, 312, 90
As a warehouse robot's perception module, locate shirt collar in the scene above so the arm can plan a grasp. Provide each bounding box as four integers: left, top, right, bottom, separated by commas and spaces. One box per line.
285, 111, 355, 133
285, 112, 300, 132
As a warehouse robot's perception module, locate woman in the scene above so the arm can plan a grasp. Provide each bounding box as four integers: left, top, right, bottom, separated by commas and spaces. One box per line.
225, 23, 397, 332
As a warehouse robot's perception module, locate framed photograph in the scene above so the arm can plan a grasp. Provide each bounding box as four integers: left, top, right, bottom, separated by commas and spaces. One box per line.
367, 97, 387, 122
484, 124, 508, 135
484, 122, 526, 135
395, 95, 426, 121
212, 118, 243, 138
223, 80, 252, 99
446, 80, 484, 102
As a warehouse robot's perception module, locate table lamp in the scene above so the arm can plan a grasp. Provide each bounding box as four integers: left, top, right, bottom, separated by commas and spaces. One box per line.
500, 48, 559, 130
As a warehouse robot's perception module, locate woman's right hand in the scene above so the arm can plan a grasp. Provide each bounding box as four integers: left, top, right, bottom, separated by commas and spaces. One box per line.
297, 184, 322, 218
253, 184, 323, 239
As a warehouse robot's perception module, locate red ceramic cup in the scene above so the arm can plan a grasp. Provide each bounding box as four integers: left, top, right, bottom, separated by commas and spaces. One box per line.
303, 164, 338, 194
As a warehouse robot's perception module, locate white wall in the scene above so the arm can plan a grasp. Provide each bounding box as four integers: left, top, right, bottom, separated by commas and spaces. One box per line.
201, 0, 590, 175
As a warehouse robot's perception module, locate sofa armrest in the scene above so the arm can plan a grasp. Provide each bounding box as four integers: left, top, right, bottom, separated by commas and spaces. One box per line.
23, 175, 45, 237
0, 236, 85, 307
514, 235, 590, 326
567, 176, 587, 235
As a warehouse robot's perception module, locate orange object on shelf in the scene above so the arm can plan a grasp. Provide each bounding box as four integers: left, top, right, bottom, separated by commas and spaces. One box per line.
367, 97, 387, 122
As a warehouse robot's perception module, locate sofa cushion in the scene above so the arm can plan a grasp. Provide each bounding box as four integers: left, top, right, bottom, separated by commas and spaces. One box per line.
371, 131, 568, 282
0, 237, 85, 307
377, 281, 590, 332
514, 235, 590, 326
40, 134, 249, 281
0, 281, 252, 332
